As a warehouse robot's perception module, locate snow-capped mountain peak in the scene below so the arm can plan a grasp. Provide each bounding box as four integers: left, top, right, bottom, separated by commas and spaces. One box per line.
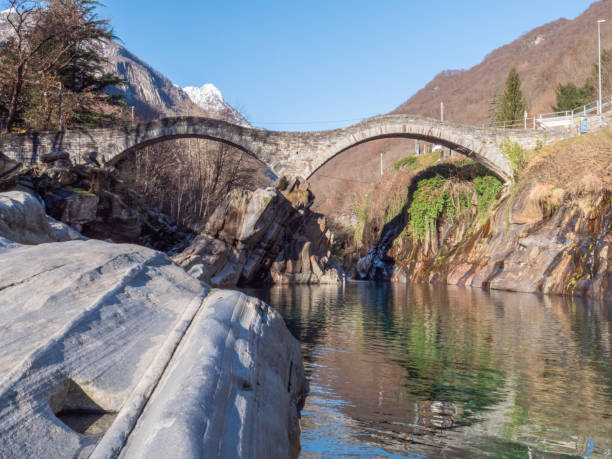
183, 84, 249, 126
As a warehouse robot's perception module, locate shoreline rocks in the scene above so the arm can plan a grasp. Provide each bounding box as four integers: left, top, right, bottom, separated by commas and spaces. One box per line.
358, 183, 612, 299
0, 238, 306, 458
174, 179, 345, 288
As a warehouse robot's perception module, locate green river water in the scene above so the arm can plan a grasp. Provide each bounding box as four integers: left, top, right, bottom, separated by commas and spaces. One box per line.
244, 282, 612, 458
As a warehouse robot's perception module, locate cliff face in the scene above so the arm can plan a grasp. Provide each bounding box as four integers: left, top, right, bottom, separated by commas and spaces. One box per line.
351, 131, 612, 299
102, 40, 206, 120
173, 177, 344, 287
389, 186, 612, 299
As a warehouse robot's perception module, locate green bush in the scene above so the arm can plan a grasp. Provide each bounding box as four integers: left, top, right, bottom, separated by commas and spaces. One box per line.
407, 176, 471, 240
500, 137, 527, 181
473, 176, 503, 216
393, 156, 417, 171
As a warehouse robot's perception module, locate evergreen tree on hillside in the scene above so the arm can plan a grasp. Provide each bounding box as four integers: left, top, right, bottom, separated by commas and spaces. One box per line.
487, 88, 502, 126
552, 82, 593, 112
497, 68, 527, 127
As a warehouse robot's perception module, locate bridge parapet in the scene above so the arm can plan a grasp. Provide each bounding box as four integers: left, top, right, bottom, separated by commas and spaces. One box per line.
0, 115, 567, 183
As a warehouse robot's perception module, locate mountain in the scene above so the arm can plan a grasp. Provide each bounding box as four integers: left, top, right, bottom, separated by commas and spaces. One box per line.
393, 0, 612, 124
101, 40, 206, 120
0, 9, 247, 123
183, 84, 250, 126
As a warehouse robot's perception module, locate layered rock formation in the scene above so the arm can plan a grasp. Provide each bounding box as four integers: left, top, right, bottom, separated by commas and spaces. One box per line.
174, 178, 344, 287
364, 184, 612, 299
0, 193, 307, 458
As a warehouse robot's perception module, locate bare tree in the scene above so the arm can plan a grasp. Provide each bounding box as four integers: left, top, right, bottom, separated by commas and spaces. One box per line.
0, 0, 123, 131
118, 139, 269, 228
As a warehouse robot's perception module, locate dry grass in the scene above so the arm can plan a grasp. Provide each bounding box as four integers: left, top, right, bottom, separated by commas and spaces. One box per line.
519, 130, 612, 199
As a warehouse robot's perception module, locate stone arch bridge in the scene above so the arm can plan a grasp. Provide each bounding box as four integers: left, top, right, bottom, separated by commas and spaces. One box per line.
1, 115, 560, 183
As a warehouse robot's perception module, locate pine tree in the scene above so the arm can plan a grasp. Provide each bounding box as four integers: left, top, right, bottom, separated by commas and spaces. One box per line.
487, 88, 502, 126
552, 82, 593, 112
497, 68, 527, 127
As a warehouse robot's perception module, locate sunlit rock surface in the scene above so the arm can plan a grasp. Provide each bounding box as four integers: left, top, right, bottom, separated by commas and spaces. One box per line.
0, 238, 306, 458
0, 190, 83, 244
174, 181, 344, 287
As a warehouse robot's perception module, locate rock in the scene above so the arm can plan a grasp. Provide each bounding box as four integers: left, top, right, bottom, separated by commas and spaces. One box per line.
300, 242, 312, 273
187, 263, 211, 284
319, 267, 344, 284
310, 255, 324, 278
0, 190, 62, 244
41, 151, 70, 163
45, 188, 99, 231
117, 290, 306, 459
239, 188, 278, 244
0, 239, 306, 458
172, 234, 230, 276
176, 184, 344, 287
0, 152, 20, 182
81, 191, 141, 242
510, 182, 562, 225
47, 215, 87, 241
47, 167, 76, 186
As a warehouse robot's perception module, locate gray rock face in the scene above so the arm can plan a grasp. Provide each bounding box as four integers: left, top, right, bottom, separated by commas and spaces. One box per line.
0, 190, 83, 244
118, 290, 305, 459
0, 239, 306, 458
45, 188, 99, 232
101, 40, 205, 120
174, 183, 344, 287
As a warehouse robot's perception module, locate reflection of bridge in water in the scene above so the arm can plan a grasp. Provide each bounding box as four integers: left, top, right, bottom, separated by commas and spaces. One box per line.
1, 115, 567, 183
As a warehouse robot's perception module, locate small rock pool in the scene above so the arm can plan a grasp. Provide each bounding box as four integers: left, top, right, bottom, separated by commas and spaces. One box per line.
243, 282, 612, 458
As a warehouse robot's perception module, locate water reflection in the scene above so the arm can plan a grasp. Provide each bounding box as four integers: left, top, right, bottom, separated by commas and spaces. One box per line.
243, 283, 612, 458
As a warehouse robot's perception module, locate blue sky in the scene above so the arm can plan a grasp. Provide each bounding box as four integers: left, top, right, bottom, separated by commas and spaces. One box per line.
100, 0, 593, 130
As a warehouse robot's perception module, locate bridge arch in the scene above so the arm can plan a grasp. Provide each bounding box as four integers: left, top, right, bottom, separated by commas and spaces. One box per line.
1, 114, 551, 184
305, 131, 505, 181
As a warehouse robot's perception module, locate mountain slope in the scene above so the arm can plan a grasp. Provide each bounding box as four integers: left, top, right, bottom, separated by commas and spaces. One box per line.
102, 40, 206, 120
393, 0, 612, 124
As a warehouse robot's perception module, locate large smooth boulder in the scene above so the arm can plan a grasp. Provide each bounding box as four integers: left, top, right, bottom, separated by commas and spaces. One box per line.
0, 190, 83, 244
0, 239, 306, 458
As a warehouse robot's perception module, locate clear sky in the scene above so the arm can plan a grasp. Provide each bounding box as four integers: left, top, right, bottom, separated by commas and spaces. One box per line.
100, 0, 593, 130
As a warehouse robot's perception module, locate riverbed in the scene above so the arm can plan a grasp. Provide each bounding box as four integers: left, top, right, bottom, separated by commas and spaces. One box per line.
244, 282, 612, 458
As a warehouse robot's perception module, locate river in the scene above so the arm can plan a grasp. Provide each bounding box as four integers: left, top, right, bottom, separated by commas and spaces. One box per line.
243, 282, 612, 458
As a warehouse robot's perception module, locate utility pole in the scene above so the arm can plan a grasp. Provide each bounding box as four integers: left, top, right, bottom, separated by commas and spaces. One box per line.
598, 19, 607, 123
440, 101, 444, 122
58, 81, 63, 131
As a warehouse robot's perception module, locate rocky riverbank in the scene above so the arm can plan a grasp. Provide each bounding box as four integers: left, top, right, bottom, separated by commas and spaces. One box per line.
0, 151, 193, 252
348, 132, 612, 299
1, 153, 345, 288
174, 177, 344, 287
0, 189, 307, 458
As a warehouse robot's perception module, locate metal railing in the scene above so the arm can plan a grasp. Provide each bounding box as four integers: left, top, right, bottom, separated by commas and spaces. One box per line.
487, 94, 612, 130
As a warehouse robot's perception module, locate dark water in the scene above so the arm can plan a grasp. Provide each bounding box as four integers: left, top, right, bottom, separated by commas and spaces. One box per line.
243, 282, 612, 458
